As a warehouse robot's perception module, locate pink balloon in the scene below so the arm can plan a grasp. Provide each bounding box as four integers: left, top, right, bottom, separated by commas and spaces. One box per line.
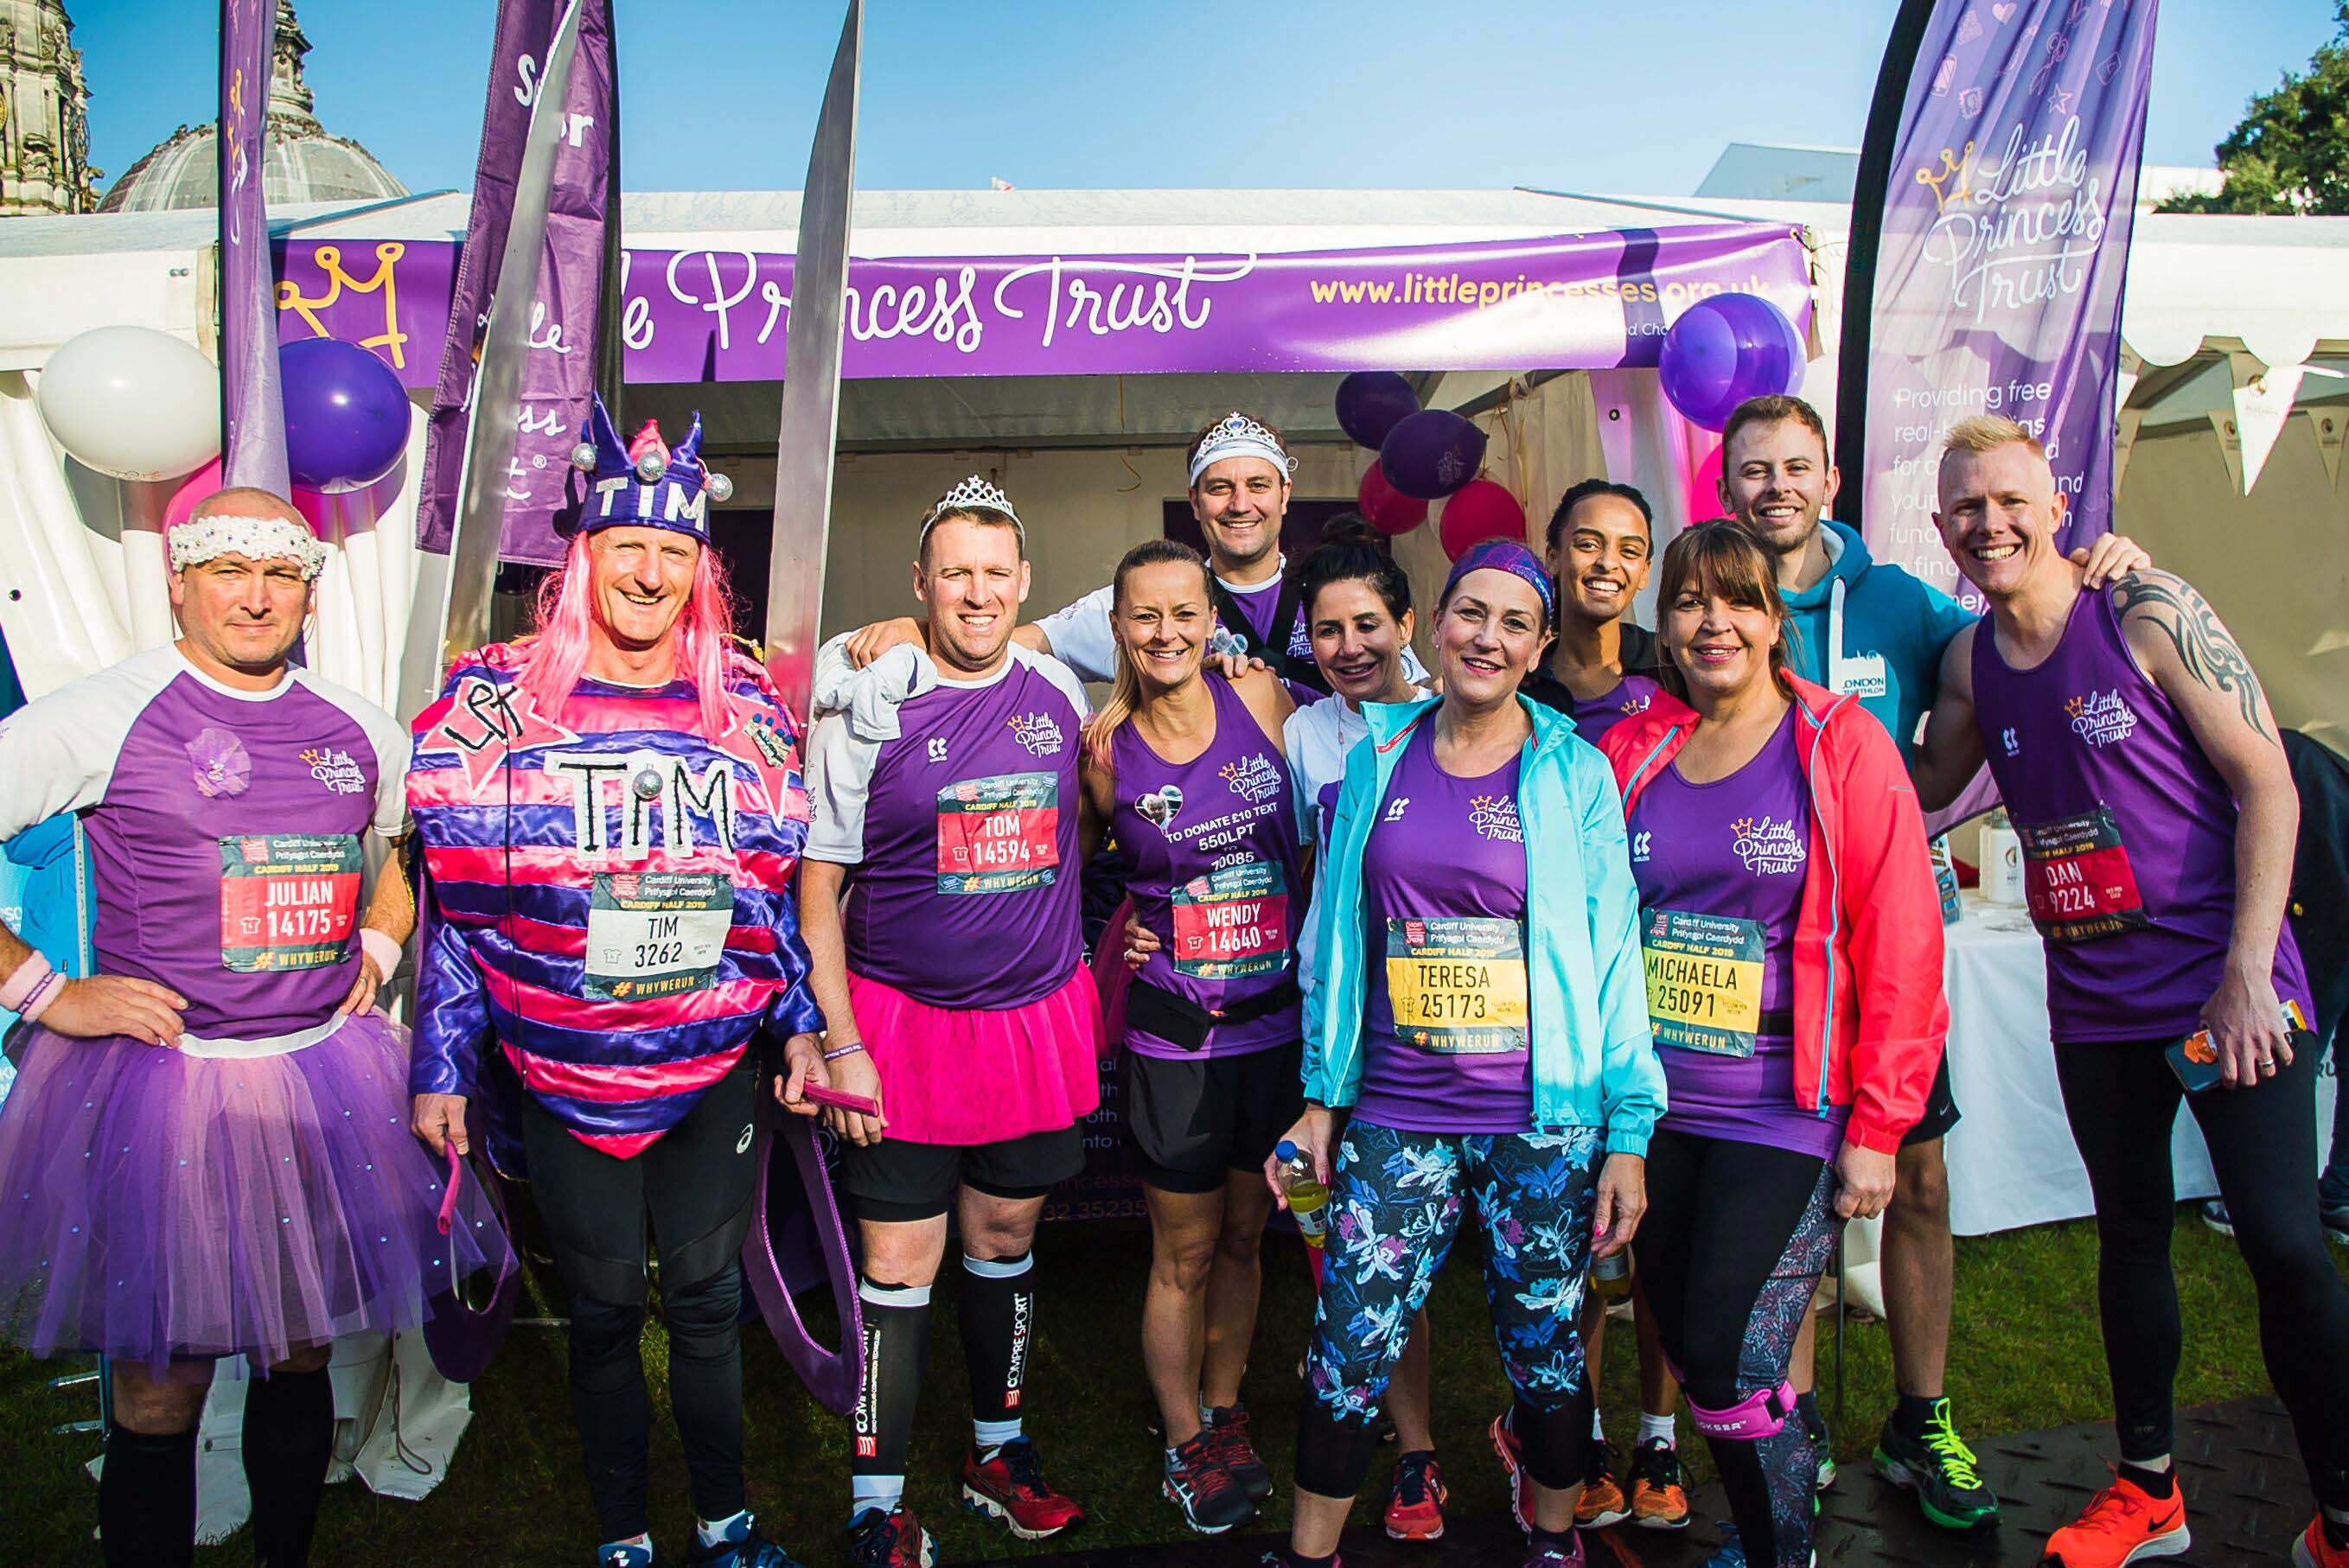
1437, 479, 1528, 563
1688, 442, 1726, 523
1357, 462, 1428, 534
162, 458, 226, 531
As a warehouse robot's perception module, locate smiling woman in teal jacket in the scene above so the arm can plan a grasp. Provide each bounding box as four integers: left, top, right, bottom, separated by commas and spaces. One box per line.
1263, 539, 1663, 1568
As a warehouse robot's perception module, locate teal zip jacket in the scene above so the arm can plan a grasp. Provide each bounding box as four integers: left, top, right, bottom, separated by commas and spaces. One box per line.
1301, 693, 1665, 1157
1782, 520, 1977, 764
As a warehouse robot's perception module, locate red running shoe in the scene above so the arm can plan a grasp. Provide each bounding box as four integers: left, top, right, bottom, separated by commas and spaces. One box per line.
2040, 1469, 2189, 1565
1383, 1450, 1448, 1541
1490, 1410, 1537, 1536
959, 1438, 1085, 1540
846, 1503, 935, 1568
2295, 1516, 2349, 1568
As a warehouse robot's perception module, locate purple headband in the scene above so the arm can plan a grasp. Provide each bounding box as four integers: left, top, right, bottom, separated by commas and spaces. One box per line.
1441, 538, 1555, 626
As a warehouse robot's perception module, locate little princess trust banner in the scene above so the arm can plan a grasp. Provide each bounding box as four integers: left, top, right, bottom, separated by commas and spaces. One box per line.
1855, 0, 2158, 609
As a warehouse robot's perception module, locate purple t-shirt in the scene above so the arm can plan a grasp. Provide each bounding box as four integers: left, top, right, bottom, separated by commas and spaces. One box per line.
1972, 585, 2313, 1044
1572, 674, 1664, 749
805, 647, 1088, 1010
1628, 708, 1844, 1160
1113, 676, 1303, 1059
1354, 723, 1534, 1133
0, 646, 410, 1041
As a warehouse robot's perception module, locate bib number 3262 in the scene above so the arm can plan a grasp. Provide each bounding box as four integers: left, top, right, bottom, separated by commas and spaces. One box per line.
218, 833, 361, 972
584, 870, 733, 1002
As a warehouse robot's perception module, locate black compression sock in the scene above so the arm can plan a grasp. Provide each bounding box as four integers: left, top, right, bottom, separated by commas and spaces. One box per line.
1894, 1393, 1943, 1439
2119, 1459, 2176, 1499
960, 1251, 1035, 1446
854, 1278, 933, 1486
244, 1363, 335, 1565
101, 1421, 197, 1567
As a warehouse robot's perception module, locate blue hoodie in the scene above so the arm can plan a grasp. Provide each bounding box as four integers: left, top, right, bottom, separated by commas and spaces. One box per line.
1779, 520, 1977, 765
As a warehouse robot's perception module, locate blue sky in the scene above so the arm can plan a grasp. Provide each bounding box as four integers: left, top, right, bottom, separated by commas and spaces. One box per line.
77, 1, 2337, 199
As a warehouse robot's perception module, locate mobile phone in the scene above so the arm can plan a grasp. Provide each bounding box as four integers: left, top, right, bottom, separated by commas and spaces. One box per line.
799, 1082, 884, 1119
2164, 998, 2309, 1093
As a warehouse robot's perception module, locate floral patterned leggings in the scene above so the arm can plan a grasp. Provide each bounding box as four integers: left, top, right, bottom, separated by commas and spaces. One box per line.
1294, 1118, 1602, 1499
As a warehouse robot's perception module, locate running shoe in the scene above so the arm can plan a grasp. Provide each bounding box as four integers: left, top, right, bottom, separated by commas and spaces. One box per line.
1383, 1450, 1448, 1542
846, 1504, 935, 1568
1873, 1398, 2001, 1529
598, 1544, 654, 1568
2295, 1516, 2349, 1567
1576, 1438, 1629, 1528
1164, 1430, 1254, 1533
2198, 1197, 2234, 1238
1521, 1533, 1585, 1566
1205, 1404, 1274, 1501
1701, 1523, 1817, 1566
1255, 1555, 1343, 1568
2040, 1470, 2189, 1565
1490, 1410, 1536, 1536
1628, 1436, 1691, 1529
1810, 1419, 1837, 1491
686, 1515, 806, 1568
960, 1438, 1085, 1540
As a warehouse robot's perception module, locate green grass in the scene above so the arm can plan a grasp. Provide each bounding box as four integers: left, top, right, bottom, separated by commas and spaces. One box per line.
0, 1210, 2333, 1564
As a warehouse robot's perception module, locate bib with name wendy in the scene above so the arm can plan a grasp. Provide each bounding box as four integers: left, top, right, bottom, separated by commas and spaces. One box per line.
1173, 860, 1290, 978
1384, 915, 1529, 1054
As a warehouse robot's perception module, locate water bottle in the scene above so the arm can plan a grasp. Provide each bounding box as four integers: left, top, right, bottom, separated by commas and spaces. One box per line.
1591, 1247, 1631, 1302
1274, 1139, 1329, 1249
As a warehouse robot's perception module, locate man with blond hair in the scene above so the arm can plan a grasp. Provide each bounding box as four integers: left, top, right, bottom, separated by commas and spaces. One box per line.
1917, 414, 2349, 1568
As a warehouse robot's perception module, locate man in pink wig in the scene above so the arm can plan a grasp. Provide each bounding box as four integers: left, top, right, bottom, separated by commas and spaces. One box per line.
408, 398, 827, 1568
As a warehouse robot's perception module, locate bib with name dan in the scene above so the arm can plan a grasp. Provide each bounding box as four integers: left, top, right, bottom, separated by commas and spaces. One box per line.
2018, 806, 2149, 943
1384, 915, 1528, 1055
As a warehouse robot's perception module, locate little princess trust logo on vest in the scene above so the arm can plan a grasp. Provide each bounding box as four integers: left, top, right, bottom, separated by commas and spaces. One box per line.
1219, 752, 1282, 805
1733, 816, 1805, 876
1006, 711, 1065, 757
298, 745, 367, 795
1469, 793, 1523, 843
2065, 689, 2138, 749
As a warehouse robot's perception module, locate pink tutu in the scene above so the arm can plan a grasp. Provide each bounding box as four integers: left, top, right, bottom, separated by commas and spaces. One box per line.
848, 964, 1101, 1144
0, 1010, 509, 1371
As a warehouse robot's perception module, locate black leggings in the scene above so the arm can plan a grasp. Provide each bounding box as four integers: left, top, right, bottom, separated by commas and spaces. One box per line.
2054, 1036, 2349, 1508
520, 1064, 762, 1541
1635, 1130, 1840, 1568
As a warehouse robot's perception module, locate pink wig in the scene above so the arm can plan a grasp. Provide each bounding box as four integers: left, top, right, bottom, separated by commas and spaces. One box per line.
516, 531, 743, 738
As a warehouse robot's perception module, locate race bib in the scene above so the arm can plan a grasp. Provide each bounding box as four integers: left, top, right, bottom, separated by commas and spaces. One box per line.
218, 833, 361, 972
1383, 916, 1528, 1055
935, 771, 1061, 895
1171, 861, 1291, 979
2018, 806, 2148, 943
1643, 908, 1765, 1058
584, 870, 733, 1002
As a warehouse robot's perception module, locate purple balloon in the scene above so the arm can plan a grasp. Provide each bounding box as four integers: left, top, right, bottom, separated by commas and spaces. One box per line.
1656, 293, 1806, 431
280, 336, 410, 491
1380, 409, 1488, 500
1335, 371, 1420, 450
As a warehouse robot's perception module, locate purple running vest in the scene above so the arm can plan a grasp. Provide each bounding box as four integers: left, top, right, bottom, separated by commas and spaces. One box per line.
1629, 709, 1845, 1160
1355, 723, 1534, 1133
1223, 575, 1323, 706
1112, 676, 1304, 1059
1971, 586, 2313, 1044
843, 661, 1084, 1010
1573, 673, 1665, 749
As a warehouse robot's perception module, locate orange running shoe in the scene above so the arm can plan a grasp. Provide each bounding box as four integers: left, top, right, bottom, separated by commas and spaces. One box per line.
2040, 1470, 2189, 1565
2295, 1517, 2349, 1568
1628, 1437, 1691, 1530
1382, 1450, 1448, 1541
1574, 1441, 1629, 1529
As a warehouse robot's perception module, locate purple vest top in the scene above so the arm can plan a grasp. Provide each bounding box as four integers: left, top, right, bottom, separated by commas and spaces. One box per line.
1572, 673, 1665, 749
844, 661, 1084, 1010
1629, 709, 1843, 1160
1971, 586, 2312, 1044
1355, 723, 1533, 1133
1112, 676, 1303, 1059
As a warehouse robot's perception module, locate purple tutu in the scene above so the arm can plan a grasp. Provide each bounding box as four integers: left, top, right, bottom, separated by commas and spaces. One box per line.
0, 1010, 509, 1371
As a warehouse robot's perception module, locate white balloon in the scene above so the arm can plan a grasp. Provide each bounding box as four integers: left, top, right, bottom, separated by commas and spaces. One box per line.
35, 326, 222, 482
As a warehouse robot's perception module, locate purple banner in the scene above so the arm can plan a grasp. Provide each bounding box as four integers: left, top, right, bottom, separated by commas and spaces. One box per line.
281, 223, 1809, 390
413, 0, 618, 556
1857, 0, 2157, 610
219, 0, 287, 496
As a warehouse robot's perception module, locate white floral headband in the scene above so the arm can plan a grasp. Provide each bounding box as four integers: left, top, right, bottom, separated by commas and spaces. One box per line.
169, 510, 329, 581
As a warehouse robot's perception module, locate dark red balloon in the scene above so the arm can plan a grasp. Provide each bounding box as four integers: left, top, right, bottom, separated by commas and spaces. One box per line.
1335, 371, 1420, 450
1356, 462, 1428, 534
1380, 409, 1487, 500
1437, 478, 1528, 563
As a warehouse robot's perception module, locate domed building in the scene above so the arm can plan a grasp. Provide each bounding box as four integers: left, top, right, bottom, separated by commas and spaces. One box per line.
98, 0, 405, 214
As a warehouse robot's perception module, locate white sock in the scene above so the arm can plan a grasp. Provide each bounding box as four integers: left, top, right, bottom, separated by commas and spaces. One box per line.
696, 1510, 748, 1548
1591, 1408, 1605, 1443
850, 1476, 904, 1525
973, 1416, 1023, 1452
1638, 1412, 1677, 1449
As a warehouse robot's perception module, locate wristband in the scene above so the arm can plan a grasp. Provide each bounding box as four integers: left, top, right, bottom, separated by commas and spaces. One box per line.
821, 1040, 866, 1062
0, 950, 54, 1014
359, 927, 403, 979
17, 969, 65, 1025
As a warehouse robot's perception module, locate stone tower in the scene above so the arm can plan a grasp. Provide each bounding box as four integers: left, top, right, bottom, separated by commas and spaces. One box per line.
0, 0, 99, 216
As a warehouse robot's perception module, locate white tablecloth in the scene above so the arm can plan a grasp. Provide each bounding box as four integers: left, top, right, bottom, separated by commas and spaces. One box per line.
1941, 889, 2337, 1235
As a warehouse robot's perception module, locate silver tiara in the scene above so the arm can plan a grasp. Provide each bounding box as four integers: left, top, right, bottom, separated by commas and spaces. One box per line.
922, 474, 1024, 538
1189, 411, 1295, 483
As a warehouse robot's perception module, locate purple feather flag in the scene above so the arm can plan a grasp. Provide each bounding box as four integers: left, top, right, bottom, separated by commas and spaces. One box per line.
218, 0, 289, 497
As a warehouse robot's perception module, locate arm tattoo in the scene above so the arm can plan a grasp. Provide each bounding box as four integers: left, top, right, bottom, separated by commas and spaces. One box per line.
2112, 573, 2277, 743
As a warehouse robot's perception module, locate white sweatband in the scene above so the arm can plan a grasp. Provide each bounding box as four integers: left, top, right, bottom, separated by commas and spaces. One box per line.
0, 949, 54, 1013
359, 927, 403, 978
17, 968, 64, 1024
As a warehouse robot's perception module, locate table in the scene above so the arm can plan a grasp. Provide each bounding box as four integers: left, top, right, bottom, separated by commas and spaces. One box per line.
1940, 889, 2338, 1236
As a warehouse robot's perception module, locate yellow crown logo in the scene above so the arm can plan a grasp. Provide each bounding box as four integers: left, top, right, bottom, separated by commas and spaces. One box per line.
2065, 694, 2088, 717
1912, 141, 1976, 214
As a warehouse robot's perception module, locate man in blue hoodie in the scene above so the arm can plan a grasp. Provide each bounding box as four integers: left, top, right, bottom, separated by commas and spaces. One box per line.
1714, 394, 2148, 1533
